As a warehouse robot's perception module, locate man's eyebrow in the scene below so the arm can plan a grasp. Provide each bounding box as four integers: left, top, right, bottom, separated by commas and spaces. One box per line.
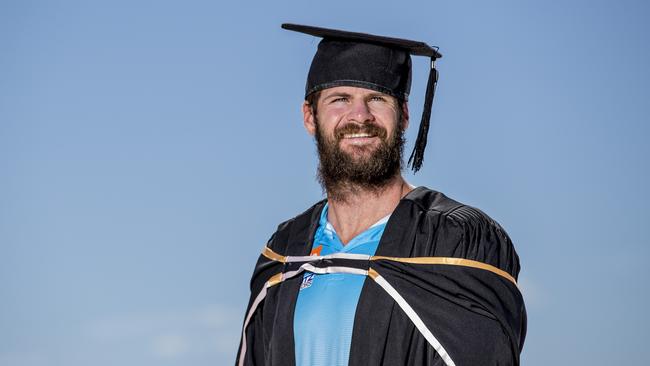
367, 92, 389, 98
323, 92, 353, 100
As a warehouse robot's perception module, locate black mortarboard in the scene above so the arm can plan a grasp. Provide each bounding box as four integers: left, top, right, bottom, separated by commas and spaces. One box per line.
282, 23, 442, 173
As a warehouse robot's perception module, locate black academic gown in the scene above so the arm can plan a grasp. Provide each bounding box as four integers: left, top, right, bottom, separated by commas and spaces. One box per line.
236, 187, 527, 366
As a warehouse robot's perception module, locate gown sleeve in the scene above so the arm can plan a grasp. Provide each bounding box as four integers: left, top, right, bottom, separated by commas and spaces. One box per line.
235, 230, 285, 366
419, 204, 527, 363
361, 203, 527, 365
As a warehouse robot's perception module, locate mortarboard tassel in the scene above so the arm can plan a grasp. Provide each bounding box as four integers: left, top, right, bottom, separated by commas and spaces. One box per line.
408, 57, 439, 173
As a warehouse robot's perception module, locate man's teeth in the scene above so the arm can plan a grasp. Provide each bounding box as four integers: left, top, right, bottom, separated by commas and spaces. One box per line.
344, 133, 374, 138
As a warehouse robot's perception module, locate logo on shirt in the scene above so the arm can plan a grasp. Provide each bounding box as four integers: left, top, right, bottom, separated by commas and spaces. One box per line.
300, 273, 315, 290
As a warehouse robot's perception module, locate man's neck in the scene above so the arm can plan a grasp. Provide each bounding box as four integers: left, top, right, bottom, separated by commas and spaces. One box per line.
326, 175, 413, 245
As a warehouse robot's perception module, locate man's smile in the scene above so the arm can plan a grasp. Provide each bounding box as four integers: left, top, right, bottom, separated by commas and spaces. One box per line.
341, 132, 379, 143
335, 124, 387, 147
339, 133, 381, 147
342, 132, 376, 138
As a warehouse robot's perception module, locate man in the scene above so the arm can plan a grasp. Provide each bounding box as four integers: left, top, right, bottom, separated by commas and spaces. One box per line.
236, 24, 526, 366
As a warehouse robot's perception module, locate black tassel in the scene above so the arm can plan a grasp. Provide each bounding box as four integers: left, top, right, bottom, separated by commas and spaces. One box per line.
408, 57, 439, 173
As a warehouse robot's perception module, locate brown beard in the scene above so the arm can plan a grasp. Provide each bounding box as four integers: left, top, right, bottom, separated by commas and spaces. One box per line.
315, 118, 405, 202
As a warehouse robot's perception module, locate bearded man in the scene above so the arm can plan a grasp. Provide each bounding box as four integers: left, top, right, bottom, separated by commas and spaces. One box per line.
236, 24, 527, 366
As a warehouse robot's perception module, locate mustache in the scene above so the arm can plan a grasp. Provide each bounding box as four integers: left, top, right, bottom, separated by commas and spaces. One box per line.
334, 123, 388, 140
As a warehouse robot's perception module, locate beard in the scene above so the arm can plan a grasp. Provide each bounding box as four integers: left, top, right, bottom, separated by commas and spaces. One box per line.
315, 117, 405, 202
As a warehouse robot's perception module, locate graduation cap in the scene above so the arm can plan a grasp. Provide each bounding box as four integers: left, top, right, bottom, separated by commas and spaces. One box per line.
282, 23, 442, 173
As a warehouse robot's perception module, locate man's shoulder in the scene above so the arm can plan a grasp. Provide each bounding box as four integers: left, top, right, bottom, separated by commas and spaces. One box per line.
408, 186, 520, 278
407, 186, 507, 233
265, 199, 327, 255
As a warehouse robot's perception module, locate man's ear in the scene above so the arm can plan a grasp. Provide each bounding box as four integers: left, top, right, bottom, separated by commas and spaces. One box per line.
401, 101, 410, 130
303, 101, 316, 136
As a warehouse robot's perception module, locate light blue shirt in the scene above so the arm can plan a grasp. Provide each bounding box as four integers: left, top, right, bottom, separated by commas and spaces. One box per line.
293, 203, 389, 366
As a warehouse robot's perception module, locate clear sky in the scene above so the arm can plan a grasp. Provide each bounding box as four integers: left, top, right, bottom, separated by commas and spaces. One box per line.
2, 0, 649, 365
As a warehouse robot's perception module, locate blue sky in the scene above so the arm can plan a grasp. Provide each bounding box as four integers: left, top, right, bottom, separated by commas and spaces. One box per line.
2, 0, 649, 365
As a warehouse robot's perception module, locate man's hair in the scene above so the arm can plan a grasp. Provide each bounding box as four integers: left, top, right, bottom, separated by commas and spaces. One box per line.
305, 91, 407, 125
305, 91, 323, 116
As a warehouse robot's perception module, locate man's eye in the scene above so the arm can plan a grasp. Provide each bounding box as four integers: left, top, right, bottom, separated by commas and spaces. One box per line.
332, 97, 348, 103
370, 96, 386, 102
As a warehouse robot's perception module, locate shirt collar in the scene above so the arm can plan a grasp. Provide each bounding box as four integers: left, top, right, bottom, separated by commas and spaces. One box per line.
321, 202, 391, 235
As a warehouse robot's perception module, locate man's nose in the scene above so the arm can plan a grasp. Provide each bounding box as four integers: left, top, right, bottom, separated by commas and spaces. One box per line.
348, 99, 374, 123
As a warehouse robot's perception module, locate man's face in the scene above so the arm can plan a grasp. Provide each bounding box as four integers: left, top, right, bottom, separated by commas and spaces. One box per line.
302, 86, 409, 195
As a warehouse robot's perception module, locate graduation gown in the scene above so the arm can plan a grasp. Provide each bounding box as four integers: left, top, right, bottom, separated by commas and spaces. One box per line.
236, 187, 526, 366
